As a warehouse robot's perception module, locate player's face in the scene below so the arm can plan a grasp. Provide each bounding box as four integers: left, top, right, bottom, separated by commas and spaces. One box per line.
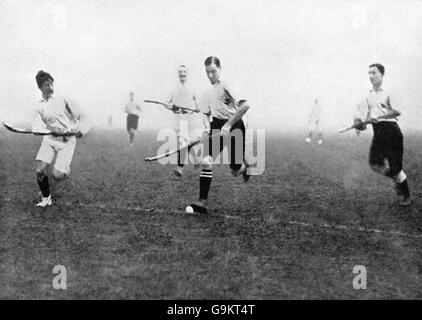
368, 67, 383, 87
40, 79, 54, 97
205, 64, 220, 85
178, 68, 187, 82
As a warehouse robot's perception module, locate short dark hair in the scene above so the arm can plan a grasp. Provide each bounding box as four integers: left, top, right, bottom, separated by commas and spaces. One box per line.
204, 56, 221, 68
369, 63, 385, 76
35, 70, 54, 89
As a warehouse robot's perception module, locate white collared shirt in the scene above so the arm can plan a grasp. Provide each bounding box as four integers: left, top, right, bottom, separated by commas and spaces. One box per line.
356, 88, 399, 123
32, 95, 90, 141
200, 79, 245, 120
125, 100, 141, 115
169, 82, 197, 114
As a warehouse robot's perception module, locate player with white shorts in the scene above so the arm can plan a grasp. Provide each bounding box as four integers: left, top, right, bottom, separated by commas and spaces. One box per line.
33, 70, 90, 207
305, 98, 323, 144
168, 65, 203, 177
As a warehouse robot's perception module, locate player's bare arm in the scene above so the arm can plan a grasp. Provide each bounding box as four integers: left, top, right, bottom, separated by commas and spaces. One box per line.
221, 101, 250, 135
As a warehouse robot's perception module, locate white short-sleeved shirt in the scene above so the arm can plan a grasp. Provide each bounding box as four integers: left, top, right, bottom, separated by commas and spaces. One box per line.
169, 83, 197, 114
200, 80, 245, 120
125, 100, 141, 116
355, 88, 399, 123
32, 96, 90, 143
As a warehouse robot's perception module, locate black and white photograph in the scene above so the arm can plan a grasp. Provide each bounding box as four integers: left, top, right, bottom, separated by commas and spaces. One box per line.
0, 0, 421, 305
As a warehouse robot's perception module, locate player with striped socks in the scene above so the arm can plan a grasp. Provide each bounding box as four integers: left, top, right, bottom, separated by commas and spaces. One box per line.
186, 56, 251, 214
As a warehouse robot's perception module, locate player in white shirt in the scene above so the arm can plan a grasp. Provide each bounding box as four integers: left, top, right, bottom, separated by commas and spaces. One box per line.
354, 63, 412, 206
33, 71, 90, 207
125, 92, 142, 146
305, 98, 323, 145
185, 56, 251, 214
167, 65, 202, 177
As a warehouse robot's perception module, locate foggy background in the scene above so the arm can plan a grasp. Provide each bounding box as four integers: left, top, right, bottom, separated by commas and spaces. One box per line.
0, 0, 421, 133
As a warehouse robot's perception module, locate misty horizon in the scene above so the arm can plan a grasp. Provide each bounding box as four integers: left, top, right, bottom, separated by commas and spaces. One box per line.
1, 0, 421, 133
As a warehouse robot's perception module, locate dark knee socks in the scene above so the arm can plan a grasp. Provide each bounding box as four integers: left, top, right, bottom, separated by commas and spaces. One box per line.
199, 169, 212, 200
37, 172, 50, 197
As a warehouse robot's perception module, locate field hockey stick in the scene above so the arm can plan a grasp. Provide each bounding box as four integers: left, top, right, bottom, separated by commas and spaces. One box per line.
338, 119, 376, 133
143, 99, 199, 113
3, 122, 77, 137
145, 132, 221, 162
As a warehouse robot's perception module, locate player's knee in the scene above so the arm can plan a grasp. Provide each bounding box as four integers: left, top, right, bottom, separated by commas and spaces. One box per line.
36, 164, 48, 178
369, 163, 390, 176
178, 136, 188, 145
201, 155, 213, 170
52, 170, 67, 181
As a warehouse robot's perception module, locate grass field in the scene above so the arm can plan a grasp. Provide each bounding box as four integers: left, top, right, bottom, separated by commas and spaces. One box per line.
0, 128, 421, 299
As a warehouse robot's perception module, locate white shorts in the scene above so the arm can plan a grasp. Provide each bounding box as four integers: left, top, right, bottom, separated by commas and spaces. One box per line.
36, 137, 76, 175
174, 113, 205, 143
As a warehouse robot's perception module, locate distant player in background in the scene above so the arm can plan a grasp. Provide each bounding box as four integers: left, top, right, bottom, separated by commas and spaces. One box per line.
305, 97, 323, 144
167, 65, 202, 177
33, 70, 90, 207
125, 92, 141, 146
354, 63, 412, 206
185, 56, 251, 214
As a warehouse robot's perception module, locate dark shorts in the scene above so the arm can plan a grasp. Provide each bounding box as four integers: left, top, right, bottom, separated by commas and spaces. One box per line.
203, 117, 246, 171
126, 114, 139, 131
369, 122, 403, 177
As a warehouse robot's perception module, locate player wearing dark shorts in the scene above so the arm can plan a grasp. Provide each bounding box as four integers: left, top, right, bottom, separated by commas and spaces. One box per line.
185, 56, 251, 214
354, 63, 412, 206
205, 117, 246, 173
126, 113, 139, 131
125, 92, 141, 146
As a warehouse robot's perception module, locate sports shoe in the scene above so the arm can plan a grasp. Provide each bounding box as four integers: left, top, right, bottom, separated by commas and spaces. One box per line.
186, 201, 208, 214
174, 167, 184, 177
230, 164, 250, 182
305, 137, 311, 143
36, 195, 52, 208
231, 164, 246, 177
399, 196, 413, 207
